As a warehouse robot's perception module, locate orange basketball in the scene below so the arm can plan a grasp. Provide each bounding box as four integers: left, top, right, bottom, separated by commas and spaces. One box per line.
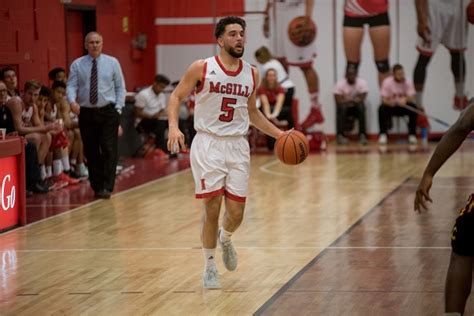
274, 130, 310, 165
287, 16, 317, 47
467, 1, 474, 24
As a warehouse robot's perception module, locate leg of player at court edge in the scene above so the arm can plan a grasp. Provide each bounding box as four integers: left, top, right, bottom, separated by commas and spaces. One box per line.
413, 53, 432, 108
300, 65, 324, 130
201, 195, 223, 288
343, 24, 364, 74
218, 198, 244, 272
369, 25, 390, 87
450, 51, 468, 110
445, 252, 472, 315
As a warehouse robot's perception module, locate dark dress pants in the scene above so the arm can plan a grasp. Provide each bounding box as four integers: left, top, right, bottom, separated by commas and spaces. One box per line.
79, 105, 120, 193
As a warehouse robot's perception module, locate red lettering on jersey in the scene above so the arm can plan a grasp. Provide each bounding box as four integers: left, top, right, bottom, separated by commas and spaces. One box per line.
209, 81, 221, 93
236, 84, 243, 96
208, 80, 250, 97
244, 86, 249, 97
226, 83, 233, 94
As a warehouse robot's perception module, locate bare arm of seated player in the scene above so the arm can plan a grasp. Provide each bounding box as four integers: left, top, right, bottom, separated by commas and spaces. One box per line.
334, 93, 347, 105
248, 68, 284, 139
415, 103, 474, 212
382, 96, 395, 106
271, 92, 285, 119
353, 92, 367, 104
259, 94, 272, 118
59, 99, 78, 129
7, 98, 59, 135
167, 59, 204, 151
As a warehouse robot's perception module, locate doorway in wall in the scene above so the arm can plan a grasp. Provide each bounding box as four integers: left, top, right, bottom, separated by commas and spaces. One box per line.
65, 5, 96, 67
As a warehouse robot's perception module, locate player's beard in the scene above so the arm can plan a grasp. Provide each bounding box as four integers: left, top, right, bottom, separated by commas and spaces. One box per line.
227, 46, 244, 58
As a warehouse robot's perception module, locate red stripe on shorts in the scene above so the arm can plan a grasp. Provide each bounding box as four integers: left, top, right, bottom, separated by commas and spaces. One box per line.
196, 187, 225, 199
224, 190, 246, 203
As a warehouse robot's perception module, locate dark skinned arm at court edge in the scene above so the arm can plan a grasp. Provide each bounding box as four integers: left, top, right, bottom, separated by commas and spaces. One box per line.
415, 101, 474, 212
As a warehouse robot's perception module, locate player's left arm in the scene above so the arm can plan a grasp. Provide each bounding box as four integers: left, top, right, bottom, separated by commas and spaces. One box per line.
248, 67, 284, 139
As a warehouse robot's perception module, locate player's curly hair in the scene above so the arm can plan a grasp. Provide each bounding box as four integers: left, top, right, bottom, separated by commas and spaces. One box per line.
214, 16, 246, 39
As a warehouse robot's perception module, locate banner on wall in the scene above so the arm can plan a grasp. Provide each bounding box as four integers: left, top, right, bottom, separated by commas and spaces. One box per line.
0, 156, 19, 231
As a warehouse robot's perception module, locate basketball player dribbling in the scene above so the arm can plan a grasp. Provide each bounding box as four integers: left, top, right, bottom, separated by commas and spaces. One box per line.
167, 16, 284, 289
413, 0, 471, 111
343, 0, 391, 87
415, 100, 474, 315
263, 0, 324, 131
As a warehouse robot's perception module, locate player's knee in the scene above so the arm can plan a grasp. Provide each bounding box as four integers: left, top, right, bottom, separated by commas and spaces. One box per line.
375, 59, 390, 74
346, 61, 359, 73
228, 209, 244, 223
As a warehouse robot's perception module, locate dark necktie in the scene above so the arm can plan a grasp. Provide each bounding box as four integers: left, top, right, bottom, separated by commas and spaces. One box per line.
90, 59, 98, 105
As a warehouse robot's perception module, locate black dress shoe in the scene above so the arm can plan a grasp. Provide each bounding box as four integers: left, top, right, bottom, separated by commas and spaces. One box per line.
94, 189, 111, 199
29, 181, 50, 194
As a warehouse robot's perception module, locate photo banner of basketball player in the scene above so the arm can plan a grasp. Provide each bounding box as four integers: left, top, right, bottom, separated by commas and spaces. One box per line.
153, 0, 474, 135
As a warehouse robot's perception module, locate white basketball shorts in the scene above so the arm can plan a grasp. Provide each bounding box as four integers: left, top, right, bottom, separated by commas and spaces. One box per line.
417, 0, 468, 55
190, 132, 250, 202
271, 2, 317, 67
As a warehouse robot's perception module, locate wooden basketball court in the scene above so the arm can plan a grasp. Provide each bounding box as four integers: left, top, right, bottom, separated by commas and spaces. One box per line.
1, 142, 474, 315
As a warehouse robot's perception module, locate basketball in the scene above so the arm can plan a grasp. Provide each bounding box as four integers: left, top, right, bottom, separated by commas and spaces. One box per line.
274, 130, 310, 165
287, 16, 317, 47
467, 1, 474, 24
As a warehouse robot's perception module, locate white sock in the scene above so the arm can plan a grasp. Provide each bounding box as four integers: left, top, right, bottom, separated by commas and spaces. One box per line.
40, 165, 47, 180
203, 248, 216, 268
61, 156, 70, 172
46, 165, 52, 178
70, 158, 76, 166
455, 82, 465, 98
309, 91, 319, 108
415, 91, 423, 107
219, 227, 233, 243
53, 159, 63, 177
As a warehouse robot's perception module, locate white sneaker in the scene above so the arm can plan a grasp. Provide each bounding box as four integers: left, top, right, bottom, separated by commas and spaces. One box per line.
408, 135, 418, 145
378, 134, 387, 145
77, 164, 89, 177
203, 265, 221, 289
218, 228, 238, 271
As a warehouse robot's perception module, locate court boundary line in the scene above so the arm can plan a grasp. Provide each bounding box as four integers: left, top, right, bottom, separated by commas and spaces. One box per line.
0, 168, 191, 237
259, 159, 474, 189
10, 246, 451, 253
253, 177, 411, 316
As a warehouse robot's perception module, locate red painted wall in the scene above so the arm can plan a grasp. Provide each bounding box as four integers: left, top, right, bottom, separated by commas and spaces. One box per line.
0, 0, 155, 91
0, 0, 245, 91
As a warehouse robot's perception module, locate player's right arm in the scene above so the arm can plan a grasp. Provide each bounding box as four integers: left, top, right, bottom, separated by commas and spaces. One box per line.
415, 102, 474, 212
167, 59, 204, 152
67, 61, 81, 115
414, 0, 430, 43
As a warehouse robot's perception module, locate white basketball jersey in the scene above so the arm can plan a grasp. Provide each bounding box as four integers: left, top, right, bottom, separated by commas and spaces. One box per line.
194, 56, 255, 137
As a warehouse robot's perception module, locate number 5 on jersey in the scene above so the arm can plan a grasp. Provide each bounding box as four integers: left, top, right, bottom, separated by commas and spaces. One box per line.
219, 97, 237, 122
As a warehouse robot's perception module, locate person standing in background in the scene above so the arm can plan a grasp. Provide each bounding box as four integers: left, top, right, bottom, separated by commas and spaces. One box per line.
67, 31, 126, 199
